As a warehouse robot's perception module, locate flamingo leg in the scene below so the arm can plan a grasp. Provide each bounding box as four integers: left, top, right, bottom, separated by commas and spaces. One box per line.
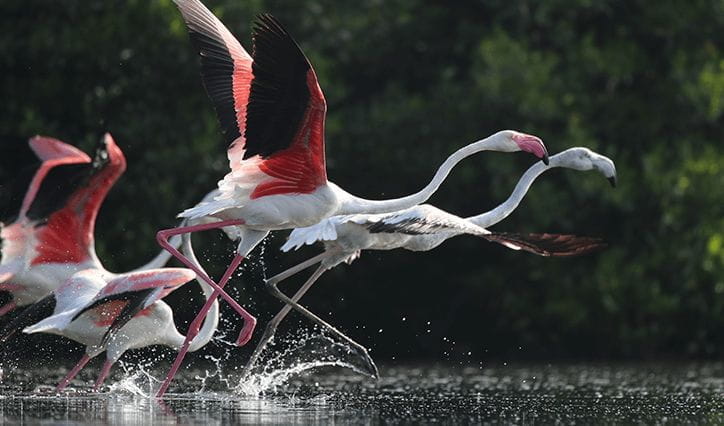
0, 301, 17, 317
241, 253, 330, 377
263, 265, 379, 379
156, 254, 248, 397
57, 353, 92, 391
93, 359, 114, 392
265, 252, 330, 286
156, 220, 253, 319
0, 283, 21, 291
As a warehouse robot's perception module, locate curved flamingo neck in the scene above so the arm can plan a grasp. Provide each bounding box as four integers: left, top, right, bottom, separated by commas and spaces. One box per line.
468, 160, 555, 227
334, 134, 507, 215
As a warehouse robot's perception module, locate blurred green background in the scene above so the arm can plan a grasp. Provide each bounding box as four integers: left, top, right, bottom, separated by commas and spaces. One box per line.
0, 0, 722, 365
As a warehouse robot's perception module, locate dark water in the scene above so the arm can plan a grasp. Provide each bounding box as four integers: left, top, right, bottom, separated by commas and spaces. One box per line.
0, 362, 722, 424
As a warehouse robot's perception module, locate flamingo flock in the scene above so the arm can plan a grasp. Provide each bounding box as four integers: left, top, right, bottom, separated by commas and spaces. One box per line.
0, 0, 617, 396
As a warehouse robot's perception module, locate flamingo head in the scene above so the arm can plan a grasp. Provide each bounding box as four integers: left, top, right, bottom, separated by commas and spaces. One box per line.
94, 133, 127, 173
551, 147, 617, 187
508, 131, 549, 165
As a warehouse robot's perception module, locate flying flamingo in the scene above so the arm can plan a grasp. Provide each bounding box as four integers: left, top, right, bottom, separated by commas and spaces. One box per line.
156, 0, 550, 395
13, 232, 219, 391
0, 135, 184, 319
0, 136, 91, 315
242, 147, 617, 376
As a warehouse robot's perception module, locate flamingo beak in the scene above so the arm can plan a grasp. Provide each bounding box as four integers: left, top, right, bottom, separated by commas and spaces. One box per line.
608, 176, 617, 188
513, 133, 549, 164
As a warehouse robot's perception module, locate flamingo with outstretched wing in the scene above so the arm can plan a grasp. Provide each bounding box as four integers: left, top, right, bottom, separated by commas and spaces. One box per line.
242, 147, 617, 376
0, 135, 116, 316
156, 0, 550, 395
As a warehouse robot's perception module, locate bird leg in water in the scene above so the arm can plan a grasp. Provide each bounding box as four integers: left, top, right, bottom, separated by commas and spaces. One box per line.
263, 265, 379, 379
242, 253, 330, 377
156, 220, 262, 397
156, 253, 248, 397
57, 353, 93, 391
93, 359, 114, 392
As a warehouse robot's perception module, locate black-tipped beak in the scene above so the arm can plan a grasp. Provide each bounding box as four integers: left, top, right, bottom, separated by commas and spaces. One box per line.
542, 152, 549, 165
608, 176, 617, 188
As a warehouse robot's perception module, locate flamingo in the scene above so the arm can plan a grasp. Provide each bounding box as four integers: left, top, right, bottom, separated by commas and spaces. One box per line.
0, 134, 183, 319
155, 0, 550, 395
242, 147, 617, 376
14, 231, 219, 391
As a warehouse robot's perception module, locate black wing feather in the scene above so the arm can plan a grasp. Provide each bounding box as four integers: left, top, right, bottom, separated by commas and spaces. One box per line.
245, 14, 311, 159
486, 232, 607, 257
365, 217, 453, 235
187, 25, 241, 146
0, 163, 39, 224
71, 288, 156, 347
0, 294, 56, 342
25, 140, 110, 221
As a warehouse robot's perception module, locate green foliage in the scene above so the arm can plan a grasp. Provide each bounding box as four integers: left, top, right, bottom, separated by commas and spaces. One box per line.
0, 0, 722, 361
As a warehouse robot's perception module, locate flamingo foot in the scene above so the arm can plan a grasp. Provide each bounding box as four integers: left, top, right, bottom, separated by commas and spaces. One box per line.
236, 317, 257, 346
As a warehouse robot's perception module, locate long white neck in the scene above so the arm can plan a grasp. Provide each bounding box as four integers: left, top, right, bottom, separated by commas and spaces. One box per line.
335, 133, 514, 215
176, 232, 219, 352
468, 160, 556, 228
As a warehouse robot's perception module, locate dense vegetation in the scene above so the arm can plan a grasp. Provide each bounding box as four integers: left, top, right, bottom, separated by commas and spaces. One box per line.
1, 0, 722, 364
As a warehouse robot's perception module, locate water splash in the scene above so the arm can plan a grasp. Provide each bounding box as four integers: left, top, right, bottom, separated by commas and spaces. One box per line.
229, 327, 374, 396
109, 360, 161, 397
234, 359, 356, 396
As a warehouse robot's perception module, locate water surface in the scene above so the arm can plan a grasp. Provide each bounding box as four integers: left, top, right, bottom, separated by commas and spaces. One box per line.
0, 362, 721, 424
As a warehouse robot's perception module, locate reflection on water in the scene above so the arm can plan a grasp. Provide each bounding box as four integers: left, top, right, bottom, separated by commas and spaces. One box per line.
0, 362, 722, 424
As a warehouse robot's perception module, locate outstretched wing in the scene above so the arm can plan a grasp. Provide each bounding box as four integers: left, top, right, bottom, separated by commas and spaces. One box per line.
28, 134, 126, 265
282, 216, 341, 251
0, 293, 57, 342
349, 205, 487, 236
0, 137, 92, 281
71, 268, 195, 345
283, 205, 487, 252
0, 137, 90, 225
484, 232, 607, 256
173, 0, 253, 163
175, 2, 327, 200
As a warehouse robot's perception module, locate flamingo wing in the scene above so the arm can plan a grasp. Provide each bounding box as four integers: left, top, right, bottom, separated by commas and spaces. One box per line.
0, 137, 90, 225
173, 0, 252, 161
71, 268, 195, 345
0, 137, 92, 283
282, 217, 342, 251
0, 293, 57, 342
28, 134, 126, 265
350, 205, 487, 236
1, 137, 90, 226
244, 14, 328, 197
483, 232, 607, 256
176, 3, 327, 199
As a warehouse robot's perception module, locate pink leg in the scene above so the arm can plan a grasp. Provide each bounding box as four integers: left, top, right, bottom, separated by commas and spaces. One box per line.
156, 221, 254, 319
156, 254, 256, 397
0, 301, 17, 317
57, 354, 91, 391
93, 359, 114, 392
0, 283, 21, 291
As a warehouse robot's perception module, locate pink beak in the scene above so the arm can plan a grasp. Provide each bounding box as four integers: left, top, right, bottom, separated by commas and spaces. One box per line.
512, 133, 549, 165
